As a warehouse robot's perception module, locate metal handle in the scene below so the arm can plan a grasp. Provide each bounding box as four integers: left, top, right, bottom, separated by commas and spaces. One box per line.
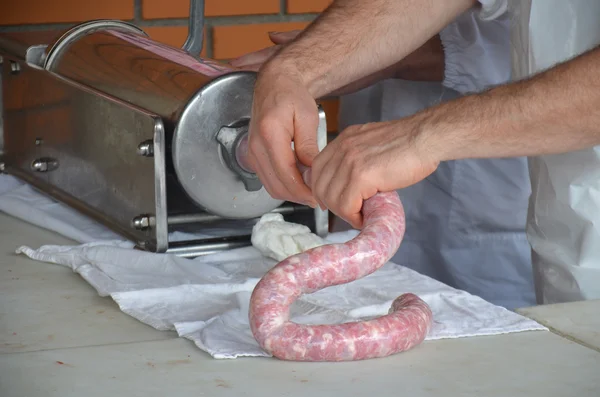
216, 121, 263, 192
182, 0, 205, 57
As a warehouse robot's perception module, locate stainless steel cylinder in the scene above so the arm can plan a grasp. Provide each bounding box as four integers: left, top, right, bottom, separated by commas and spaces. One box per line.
42, 20, 285, 219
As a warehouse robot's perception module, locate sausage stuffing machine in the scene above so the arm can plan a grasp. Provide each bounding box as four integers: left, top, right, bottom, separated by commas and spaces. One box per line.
0, 0, 328, 257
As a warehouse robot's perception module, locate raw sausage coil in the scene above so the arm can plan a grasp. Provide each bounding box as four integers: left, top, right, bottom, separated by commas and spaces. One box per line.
249, 191, 433, 361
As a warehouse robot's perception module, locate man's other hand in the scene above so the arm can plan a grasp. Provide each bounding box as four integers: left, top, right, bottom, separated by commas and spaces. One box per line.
310, 118, 440, 229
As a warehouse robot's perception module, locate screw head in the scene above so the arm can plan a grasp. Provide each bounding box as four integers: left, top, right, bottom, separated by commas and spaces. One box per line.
10, 61, 20, 75
131, 215, 150, 230
136, 140, 154, 157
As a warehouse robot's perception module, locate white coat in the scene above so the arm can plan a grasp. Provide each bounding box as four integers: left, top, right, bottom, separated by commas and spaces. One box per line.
509, 0, 600, 304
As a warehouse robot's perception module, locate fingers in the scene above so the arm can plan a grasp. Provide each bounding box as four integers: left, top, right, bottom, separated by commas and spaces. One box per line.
246, 121, 292, 201
230, 30, 301, 70
257, 99, 319, 206
248, 111, 316, 207
230, 45, 280, 68
311, 134, 342, 205
268, 131, 317, 207
338, 172, 378, 230
293, 103, 320, 167
247, 145, 291, 202
236, 63, 261, 72
311, 148, 365, 228
300, 166, 311, 186
268, 30, 302, 45
309, 128, 374, 230
312, 150, 338, 210
339, 187, 364, 229
246, 66, 319, 208
315, 152, 364, 228
294, 135, 320, 168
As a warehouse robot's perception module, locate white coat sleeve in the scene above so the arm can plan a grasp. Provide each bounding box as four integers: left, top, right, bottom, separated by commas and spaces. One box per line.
439, 0, 510, 94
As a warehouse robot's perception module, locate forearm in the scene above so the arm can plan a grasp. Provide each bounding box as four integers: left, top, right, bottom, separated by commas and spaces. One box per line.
267, 0, 475, 98
395, 34, 445, 82
328, 35, 445, 97
420, 45, 600, 161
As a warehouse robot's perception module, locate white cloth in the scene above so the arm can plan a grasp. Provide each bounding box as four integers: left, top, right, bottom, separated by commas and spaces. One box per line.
508, 0, 600, 303
251, 213, 326, 261
336, 7, 535, 310
0, 174, 547, 359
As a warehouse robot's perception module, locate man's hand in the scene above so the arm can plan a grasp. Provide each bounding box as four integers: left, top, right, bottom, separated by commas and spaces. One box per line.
308, 43, 600, 230
309, 118, 440, 229
236, 31, 319, 207
230, 30, 301, 71
247, 67, 320, 208
244, 0, 474, 209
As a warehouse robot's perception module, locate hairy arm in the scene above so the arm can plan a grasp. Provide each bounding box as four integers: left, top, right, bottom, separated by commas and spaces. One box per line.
419, 45, 600, 162
265, 0, 476, 99
232, 30, 444, 97
304, 45, 600, 228
328, 35, 445, 97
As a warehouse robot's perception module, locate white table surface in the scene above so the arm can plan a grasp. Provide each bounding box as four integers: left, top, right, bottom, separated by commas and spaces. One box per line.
1, 213, 599, 397
518, 300, 600, 352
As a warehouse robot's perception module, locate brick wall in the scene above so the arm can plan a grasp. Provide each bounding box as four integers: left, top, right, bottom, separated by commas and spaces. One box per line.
0, 0, 339, 132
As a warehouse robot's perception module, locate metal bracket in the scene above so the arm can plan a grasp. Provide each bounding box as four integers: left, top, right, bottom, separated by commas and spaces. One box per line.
25, 45, 48, 68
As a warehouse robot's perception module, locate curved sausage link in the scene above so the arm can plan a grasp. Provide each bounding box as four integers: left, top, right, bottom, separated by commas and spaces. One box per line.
249, 191, 433, 362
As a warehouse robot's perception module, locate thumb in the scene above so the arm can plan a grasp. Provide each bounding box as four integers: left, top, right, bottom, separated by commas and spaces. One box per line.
295, 135, 320, 167
296, 163, 312, 185
294, 104, 321, 167
269, 30, 301, 45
